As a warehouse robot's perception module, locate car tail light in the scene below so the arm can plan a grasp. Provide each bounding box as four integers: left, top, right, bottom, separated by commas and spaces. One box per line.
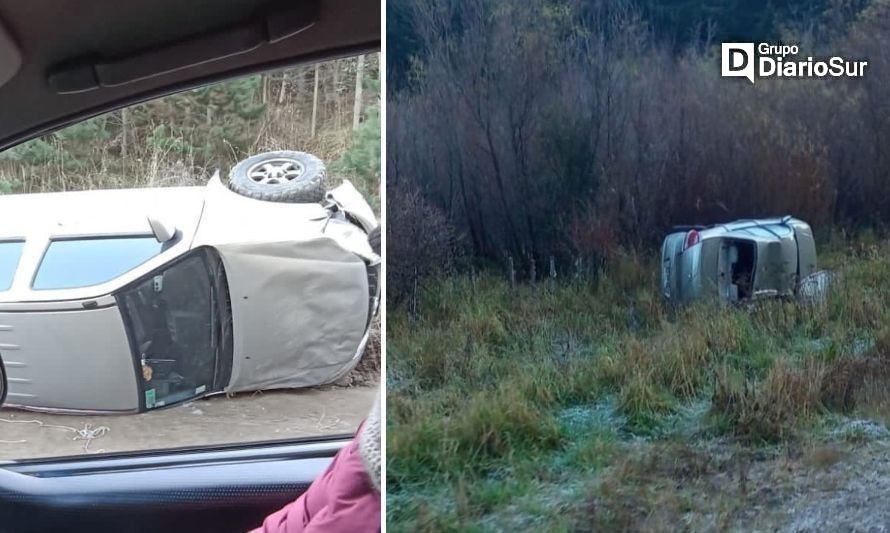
684, 230, 701, 250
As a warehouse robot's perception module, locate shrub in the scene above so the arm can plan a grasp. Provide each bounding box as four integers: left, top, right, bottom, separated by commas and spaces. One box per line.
711, 360, 825, 443
387, 188, 460, 306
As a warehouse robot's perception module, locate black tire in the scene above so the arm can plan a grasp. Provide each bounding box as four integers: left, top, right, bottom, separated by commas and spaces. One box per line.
228, 150, 326, 203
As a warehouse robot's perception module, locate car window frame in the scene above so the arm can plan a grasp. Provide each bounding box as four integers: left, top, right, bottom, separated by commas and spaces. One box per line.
115, 246, 233, 413
0, 227, 189, 303
0, 239, 26, 292
30, 233, 165, 291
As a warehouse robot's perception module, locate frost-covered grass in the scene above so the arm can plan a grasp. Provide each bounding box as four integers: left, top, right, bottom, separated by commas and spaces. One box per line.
387, 237, 890, 530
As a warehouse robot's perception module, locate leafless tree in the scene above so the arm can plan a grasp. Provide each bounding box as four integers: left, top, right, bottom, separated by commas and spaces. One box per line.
388, 0, 890, 294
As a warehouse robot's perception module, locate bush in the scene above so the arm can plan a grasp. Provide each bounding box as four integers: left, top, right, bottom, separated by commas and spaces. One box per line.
387, 188, 460, 306
711, 360, 825, 443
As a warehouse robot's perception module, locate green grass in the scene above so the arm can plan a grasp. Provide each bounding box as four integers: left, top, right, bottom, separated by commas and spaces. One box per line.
387, 238, 890, 530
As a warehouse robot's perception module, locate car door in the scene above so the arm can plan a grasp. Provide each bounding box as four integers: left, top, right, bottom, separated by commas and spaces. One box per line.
117, 249, 230, 411
0, 0, 379, 531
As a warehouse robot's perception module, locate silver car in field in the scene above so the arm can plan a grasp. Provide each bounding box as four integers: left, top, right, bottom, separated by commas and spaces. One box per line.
0, 152, 379, 414
661, 216, 817, 305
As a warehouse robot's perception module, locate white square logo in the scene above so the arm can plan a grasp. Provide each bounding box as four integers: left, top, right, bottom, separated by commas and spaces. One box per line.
722, 43, 755, 84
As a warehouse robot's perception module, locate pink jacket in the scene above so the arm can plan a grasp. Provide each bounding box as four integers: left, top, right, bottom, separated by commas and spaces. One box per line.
251, 399, 381, 533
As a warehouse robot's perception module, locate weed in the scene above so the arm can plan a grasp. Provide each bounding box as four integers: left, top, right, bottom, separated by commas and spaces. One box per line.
711, 360, 825, 443
805, 444, 846, 468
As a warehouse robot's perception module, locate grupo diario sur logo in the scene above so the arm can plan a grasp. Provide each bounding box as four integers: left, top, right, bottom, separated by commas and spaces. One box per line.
722, 43, 867, 84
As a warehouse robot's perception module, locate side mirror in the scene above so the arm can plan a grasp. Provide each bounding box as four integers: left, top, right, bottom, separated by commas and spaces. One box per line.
147, 215, 177, 243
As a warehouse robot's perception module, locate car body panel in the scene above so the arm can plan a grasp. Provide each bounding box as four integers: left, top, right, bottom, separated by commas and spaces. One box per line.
219, 238, 369, 393
0, 305, 139, 412
192, 176, 376, 392
326, 180, 378, 234
661, 217, 816, 304
660, 231, 686, 302
788, 218, 817, 279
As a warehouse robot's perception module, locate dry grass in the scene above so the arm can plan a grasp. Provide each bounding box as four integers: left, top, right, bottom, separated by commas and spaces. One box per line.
712, 360, 825, 443
579, 443, 713, 531
805, 444, 846, 469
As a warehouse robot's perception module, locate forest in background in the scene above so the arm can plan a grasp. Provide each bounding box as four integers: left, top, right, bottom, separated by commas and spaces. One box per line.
388, 0, 873, 91
387, 0, 890, 301
0, 53, 381, 209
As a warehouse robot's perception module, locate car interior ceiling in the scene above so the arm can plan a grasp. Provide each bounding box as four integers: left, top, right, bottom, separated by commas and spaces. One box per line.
0, 0, 379, 151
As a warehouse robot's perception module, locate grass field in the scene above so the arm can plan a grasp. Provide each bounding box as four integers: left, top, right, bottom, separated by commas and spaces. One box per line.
387, 232, 890, 531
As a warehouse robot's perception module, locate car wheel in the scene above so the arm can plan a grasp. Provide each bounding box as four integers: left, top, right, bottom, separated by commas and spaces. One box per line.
228, 150, 326, 203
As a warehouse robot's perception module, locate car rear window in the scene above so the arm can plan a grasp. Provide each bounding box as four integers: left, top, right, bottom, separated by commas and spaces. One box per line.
32, 236, 162, 290
0, 240, 24, 291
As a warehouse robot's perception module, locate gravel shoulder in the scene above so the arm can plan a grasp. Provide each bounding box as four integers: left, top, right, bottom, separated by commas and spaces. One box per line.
772, 441, 890, 532
0, 385, 377, 460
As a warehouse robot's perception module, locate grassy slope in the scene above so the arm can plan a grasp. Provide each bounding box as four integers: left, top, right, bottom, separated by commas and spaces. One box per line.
387, 234, 890, 531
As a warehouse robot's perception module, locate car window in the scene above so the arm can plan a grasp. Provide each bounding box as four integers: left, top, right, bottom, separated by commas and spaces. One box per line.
0, 240, 24, 291
32, 236, 162, 290
0, 53, 380, 461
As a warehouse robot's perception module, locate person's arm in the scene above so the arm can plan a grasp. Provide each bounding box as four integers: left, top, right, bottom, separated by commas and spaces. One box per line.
302, 486, 380, 533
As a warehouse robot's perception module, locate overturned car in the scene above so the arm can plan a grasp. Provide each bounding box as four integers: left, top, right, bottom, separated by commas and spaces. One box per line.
661, 216, 817, 305
0, 151, 379, 414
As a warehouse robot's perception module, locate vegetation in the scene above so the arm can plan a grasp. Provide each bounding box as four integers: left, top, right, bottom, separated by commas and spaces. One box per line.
0, 54, 380, 208
387, 0, 890, 301
387, 0, 870, 91
388, 0, 890, 526
387, 236, 890, 529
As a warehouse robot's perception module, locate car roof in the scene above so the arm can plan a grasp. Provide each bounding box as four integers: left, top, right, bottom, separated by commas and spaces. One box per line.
699, 217, 797, 242
0, 186, 206, 240
0, 0, 379, 151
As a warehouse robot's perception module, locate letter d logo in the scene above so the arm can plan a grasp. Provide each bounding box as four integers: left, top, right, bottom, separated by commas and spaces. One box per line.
722, 43, 755, 84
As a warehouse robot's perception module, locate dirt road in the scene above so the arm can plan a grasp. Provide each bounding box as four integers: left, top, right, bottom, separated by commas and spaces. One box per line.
0, 385, 377, 460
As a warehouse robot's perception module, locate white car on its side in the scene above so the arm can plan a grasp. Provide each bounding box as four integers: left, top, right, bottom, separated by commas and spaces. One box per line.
0, 151, 379, 414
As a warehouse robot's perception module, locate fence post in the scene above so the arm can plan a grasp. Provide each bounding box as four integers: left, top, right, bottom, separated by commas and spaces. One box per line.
529, 253, 536, 284
411, 266, 418, 319
548, 255, 556, 291
507, 254, 515, 289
